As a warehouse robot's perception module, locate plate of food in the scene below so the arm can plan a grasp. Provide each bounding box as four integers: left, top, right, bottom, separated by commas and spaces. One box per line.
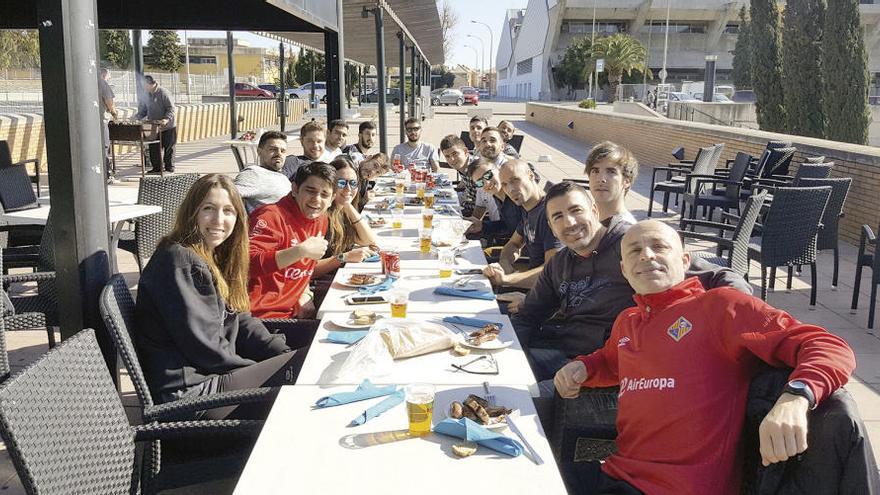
405, 196, 424, 206
329, 310, 382, 329
368, 217, 387, 228
337, 272, 386, 288
443, 394, 516, 430
457, 323, 512, 350
368, 199, 392, 211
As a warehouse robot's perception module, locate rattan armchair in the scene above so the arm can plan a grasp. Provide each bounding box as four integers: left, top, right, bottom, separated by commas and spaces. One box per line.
647, 145, 716, 217
0, 329, 260, 494
851, 221, 880, 329
796, 178, 851, 288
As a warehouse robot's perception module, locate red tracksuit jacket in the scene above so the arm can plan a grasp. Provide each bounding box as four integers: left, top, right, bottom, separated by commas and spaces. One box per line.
247, 194, 328, 319
577, 277, 855, 495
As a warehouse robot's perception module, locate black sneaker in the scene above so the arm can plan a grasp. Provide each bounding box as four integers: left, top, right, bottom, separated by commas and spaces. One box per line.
165, 168, 175, 173
147, 169, 162, 174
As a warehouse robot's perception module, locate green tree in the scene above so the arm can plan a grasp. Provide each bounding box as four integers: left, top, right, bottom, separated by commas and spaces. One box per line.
145, 30, 182, 72
99, 30, 132, 69
731, 6, 753, 90
0, 30, 40, 70
750, 0, 786, 132
587, 33, 648, 103
782, 0, 826, 138
431, 66, 455, 89
292, 50, 326, 86
823, 0, 870, 144
554, 36, 592, 91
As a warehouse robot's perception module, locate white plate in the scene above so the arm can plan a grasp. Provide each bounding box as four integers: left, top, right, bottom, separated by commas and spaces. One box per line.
439, 400, 519, 430
336, 273, 387, 288
328, 314, 383, 329
458, 335, 513, 351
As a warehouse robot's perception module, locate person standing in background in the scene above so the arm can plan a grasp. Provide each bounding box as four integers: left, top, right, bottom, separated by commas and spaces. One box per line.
136, 75, 177, 174
99, 68, 119, 183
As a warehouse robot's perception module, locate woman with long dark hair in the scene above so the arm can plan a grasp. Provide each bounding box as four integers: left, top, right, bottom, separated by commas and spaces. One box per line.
135, 174, 308, 419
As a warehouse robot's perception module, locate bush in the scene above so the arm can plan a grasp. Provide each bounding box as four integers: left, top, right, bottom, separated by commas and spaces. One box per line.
579, 99, 597, 109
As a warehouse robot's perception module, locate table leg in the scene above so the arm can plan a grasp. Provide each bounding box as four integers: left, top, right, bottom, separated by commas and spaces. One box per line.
109, 220, 125, 273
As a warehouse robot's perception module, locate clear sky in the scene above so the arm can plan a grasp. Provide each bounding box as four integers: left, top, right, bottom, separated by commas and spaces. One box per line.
159, 0, 527, 70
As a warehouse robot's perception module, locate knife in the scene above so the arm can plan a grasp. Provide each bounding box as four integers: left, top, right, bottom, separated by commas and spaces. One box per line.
482, 383, 544, 465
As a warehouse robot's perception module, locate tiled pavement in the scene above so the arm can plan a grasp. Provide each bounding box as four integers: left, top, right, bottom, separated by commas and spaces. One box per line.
1, 102, 878, 492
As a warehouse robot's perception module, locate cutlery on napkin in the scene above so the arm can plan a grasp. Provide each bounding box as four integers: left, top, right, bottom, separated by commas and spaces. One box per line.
433, 417, 522, 457
326, 330, 368, 345
434, 286, 495, 300
359, 276, 397, 295
442, 316, 502, 328
349, 389, 406, 426
314, 379, 398, 408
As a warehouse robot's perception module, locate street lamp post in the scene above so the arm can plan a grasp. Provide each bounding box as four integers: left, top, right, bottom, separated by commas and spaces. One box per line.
463, 44, 480, 88
471, 20, 494, 96
588, 0, 597, 100
466, 34, 485, 88
661, 0, 671, 86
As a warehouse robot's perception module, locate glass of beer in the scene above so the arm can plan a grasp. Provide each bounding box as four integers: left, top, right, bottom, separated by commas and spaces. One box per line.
395, 177, 406, 195
438, 247, 454, 278
389, 288, 410, 318
422, 208, 434, 229
392, 210, 403, 229
415, 182, 426, 200
405, 383, 435, 436
419, 227, 432, 254
424, 190, 435, 209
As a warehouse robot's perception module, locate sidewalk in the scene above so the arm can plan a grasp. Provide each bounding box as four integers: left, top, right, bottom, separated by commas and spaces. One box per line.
1, 106, 877, 492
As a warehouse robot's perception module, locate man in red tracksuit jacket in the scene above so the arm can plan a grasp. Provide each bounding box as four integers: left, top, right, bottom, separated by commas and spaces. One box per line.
555, 220, 855, 495
248, 162, 335, 319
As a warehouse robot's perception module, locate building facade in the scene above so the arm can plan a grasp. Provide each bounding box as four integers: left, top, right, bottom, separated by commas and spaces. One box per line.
496, 0, 880, 101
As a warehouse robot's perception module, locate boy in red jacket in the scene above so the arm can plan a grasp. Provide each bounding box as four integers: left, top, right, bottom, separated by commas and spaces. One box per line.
248, 162, 334, 319
554, 220, 855, 495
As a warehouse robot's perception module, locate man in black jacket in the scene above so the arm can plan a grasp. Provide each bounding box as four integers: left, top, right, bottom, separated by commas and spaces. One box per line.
512, 181, 752, 384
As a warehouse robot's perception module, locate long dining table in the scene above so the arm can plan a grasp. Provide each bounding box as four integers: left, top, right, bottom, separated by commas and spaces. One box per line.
233, 173, 566, 494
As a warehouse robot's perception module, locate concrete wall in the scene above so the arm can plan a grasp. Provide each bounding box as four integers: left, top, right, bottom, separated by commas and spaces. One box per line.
667, 101, 758, 129
526, 101, 880, 247
0, 99, 307, 171
612, 101, 664, 118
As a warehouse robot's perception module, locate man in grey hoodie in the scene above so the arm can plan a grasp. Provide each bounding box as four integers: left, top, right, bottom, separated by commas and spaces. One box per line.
511, 181, 751, 383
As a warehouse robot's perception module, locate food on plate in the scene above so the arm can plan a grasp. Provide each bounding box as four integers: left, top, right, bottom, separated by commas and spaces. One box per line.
469, 324, 501, 346
448, 394, 513, 426
351, 310, 377, 325
374, 199, 391, 210
433, 239, 453, 247
369, 217, 386, 227
347, 274, 378, 286
405, 197, 424, 206
452, 441, 478, 458
452, 342, 470, 356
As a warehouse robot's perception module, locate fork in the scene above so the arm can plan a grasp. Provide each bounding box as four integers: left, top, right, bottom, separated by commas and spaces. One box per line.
482, 381, 496, 406
454, 275, 475, 287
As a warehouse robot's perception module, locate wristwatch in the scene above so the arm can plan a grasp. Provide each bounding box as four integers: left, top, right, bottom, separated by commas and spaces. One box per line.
336, 253, 346, 266
783, 380, 816, 410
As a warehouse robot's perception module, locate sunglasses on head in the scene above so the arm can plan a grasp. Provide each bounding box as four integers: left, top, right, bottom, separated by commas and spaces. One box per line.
336, 179, 359, 189
474, 169, 494, 188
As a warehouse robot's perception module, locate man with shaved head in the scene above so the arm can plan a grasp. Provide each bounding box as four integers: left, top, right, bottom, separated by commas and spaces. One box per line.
553, 219, 855, 495
483, 159, 562, 290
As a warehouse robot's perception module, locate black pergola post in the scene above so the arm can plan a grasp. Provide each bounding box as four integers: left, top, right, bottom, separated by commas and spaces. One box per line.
397, 32, 406, 143
325, 30, 342, 120
367, 6, 388, 154
227, 31, 237, 139
410, 45, 417, 119
132, 29, 143, 75
279, 42, 286, 132
37, 0, 113, 367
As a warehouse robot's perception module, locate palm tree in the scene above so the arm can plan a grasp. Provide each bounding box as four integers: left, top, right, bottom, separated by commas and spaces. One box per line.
586, 34, 648, 102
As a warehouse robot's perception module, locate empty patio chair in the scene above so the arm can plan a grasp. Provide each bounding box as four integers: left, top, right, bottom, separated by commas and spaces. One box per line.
680, 151, 752, 228
647, 145, 715, 217
851, 221, 880, 329
99, 274, 278, 423
0, 329, 259, 494
796, 177, 851, 288
0, 141, 40, 199
679, 191, 768, 278
117, 173, 199, 272
508, 134, 524, 153
748, 186, 831, 306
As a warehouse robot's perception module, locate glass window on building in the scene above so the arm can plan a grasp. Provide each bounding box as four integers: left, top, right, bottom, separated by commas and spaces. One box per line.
562, 21, 627, 34
517, 58, 533, 75
644, 21, 707, 34
723, 23, 739, 34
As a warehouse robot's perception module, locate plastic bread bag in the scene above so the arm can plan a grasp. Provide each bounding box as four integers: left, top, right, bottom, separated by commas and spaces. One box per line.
377, 319, 456, 359
335, 328, 394, 382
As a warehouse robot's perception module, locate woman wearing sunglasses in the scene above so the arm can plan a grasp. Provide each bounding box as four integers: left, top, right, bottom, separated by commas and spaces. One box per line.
313, 156, 379, 279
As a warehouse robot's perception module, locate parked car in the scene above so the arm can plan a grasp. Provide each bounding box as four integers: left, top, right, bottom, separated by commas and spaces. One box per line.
461, 87, 479, 105
477, 89, 490, 99
732, 90, 757, 103
430, 88, 464, 106
668, 92, 698, 102
234, 82, 273, 98
692, 93, 733, 102
289, 82, 328, 102
257, 84, 297, 97
361, 88, 402, 105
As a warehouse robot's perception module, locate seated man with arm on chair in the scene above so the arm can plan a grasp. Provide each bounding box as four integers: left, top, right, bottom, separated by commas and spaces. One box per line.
391, 117, 439, 172
234, 131, 291, 214
553, 219, 855, 495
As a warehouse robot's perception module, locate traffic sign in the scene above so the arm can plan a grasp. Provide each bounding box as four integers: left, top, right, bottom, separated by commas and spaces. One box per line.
596, 58, 605, 73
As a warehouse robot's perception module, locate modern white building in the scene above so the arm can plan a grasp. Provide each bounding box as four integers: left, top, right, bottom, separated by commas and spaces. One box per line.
495, 0, 880, 101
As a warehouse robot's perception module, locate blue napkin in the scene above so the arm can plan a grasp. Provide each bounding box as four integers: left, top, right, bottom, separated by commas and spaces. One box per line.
433, 417, 523, 457
359, 276, 397, 295
326, 330, 368, 345
443, 316, 502, 329
315, 380, 399, 408
434, 286, 495, 300
349, 389, 406, 426
363, 254, 380, 262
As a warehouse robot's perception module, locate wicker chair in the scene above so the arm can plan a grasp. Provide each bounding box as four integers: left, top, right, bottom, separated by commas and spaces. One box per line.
0, 141, 40, 200
99, 274, 279, 424
748, 186, 831, 306
0, 329, 260, 494
851, 221, 880, 329
679, 191, 768, 278
647, 145, 716, 217
680, 151, 752, 228
795, 178, 851, 288
117, 174, 200, 272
